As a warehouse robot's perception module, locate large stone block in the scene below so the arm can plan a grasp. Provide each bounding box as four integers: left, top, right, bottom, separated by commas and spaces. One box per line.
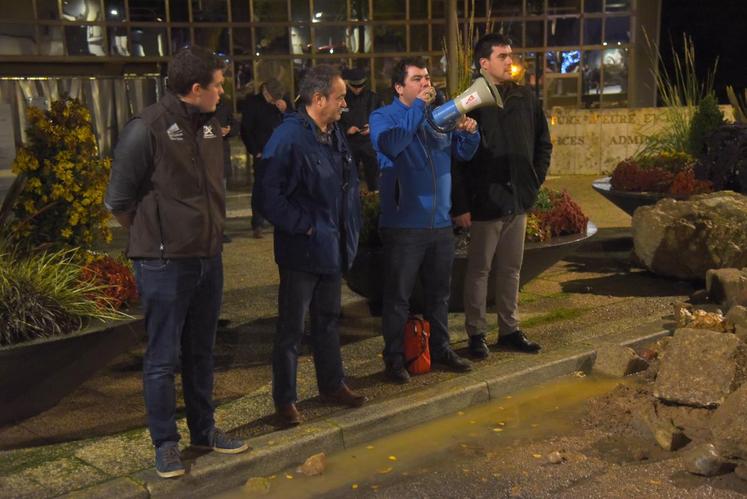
632, 192, 747, 280
706, 268, 747, 308
653, 328, 747, 408
711, 383, 747, 460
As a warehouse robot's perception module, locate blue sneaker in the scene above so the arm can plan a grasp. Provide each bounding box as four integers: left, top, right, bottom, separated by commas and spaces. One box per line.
192, 428, 249, 454
155, 442, 185, 478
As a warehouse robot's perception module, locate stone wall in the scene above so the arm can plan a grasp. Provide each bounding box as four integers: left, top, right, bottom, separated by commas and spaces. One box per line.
547, 106, 734, 175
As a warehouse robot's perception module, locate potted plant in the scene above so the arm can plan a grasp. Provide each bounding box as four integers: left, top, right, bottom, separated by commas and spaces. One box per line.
593, 36, 725, 215
0, 97, 143, 425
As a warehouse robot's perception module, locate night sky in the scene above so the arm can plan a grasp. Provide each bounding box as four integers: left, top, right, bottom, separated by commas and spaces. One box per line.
660, 0, 747, 103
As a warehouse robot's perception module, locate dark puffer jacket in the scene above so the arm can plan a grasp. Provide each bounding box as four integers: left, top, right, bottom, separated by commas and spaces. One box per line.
452, 82, 552, 220
260, 111, 361, 275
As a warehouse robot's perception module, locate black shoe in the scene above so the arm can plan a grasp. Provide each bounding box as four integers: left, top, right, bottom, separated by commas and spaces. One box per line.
433, 349, 473, 372
222, 234, 232, 243
384, 360, 411, 384
496, 330, 541, 353
468, 334, 489, 359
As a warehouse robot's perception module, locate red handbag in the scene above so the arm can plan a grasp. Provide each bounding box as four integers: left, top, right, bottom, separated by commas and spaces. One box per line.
404, 315, 431, 375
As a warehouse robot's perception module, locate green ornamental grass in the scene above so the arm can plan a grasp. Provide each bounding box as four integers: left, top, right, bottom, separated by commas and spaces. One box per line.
0, 246, 130, 347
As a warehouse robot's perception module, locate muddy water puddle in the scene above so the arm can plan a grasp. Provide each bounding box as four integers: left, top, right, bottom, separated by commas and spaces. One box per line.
219, 375, 630, 498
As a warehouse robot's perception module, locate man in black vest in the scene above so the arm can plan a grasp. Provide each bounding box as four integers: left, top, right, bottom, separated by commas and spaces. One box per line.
105, 46, 248, 479
339, 68, 382, 191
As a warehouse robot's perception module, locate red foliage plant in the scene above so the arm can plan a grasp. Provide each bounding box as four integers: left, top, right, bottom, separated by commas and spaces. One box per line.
536, 190, 589, 239
610, 152, 713, 196
669, 167, 713, 196
80, 255, 138, 310
610, 160, 674, 192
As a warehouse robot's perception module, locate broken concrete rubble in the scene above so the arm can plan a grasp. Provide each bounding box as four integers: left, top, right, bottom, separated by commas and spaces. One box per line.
706, 268, 747, 309
593, 344, 649, 377
653, 328, 747, 408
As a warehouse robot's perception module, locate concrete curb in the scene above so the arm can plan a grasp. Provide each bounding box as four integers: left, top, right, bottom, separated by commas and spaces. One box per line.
70, 328, 672, 498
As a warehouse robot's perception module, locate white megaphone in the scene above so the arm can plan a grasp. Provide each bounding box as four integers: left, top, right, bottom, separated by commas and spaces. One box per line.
427, 69, 504, 132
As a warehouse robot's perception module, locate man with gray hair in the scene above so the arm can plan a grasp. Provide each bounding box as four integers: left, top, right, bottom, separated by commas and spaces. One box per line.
260, 64, 366, 427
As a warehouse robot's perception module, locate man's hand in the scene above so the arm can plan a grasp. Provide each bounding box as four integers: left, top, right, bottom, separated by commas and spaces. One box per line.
112, 211, 135, 229
456, 116, 478, 134
453, 212, 471, 228
361, 124, 370, 136
347, 125, 361, 135
416, 87, 436, 105
221, 125, 231, 137
306, 226, 314, 236
275, 99, 287, 113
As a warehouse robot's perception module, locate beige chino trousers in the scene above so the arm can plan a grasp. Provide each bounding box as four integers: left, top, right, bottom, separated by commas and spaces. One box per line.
463, 214, 527, 338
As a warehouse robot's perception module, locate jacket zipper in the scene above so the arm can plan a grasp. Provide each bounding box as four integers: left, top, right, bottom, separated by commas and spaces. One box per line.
416, 129, 438, 228
154, 192, 166, 259
497, 87, 527, 215
192, 130, 217, 254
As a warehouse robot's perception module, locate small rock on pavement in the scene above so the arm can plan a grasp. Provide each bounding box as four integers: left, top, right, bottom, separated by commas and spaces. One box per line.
653, 328, 747, 408
706, 268, 747, 308
735, 465, 747, 482
652, 419, 691, 452
711, 383, 747, 460
547, 451, 564, 464
593, 344, 648, 377
685, 443, 736, 477
299, 452, 326, 476
243, 477, 271, 495
727, 305, 747, 342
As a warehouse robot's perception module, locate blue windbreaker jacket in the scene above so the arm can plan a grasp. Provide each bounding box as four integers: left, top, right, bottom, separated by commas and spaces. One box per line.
370, 98, 480, 229
260, 112, 361, 274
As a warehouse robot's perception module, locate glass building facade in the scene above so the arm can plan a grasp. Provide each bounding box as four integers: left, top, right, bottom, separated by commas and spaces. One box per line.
0, 0, 660, 154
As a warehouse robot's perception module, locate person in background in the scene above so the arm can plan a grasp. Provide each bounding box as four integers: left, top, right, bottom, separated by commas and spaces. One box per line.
452, 33, 553, 359
240, 78, 292, 238
104, 46, 248, 479
339, 67, 383, 191
260, 64, 366, 427
369, 57, 480, 384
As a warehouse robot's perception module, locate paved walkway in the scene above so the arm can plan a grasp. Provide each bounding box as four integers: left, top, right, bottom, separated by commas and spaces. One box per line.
0, 176, 692, 497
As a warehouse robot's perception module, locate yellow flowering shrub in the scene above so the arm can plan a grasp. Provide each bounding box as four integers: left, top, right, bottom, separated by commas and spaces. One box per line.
9, 98, 112, 249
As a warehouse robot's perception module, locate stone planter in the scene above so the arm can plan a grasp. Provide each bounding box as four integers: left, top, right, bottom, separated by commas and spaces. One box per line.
346, 221, 598, 314
0, 314, 145, 426
592, 176, 686, 216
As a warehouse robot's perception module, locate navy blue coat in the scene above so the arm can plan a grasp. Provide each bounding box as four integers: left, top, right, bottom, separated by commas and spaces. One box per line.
260, 111, 361, 275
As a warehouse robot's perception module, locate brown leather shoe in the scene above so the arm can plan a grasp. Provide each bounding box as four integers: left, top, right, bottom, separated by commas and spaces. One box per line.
275, 403, 301, 427
319, 383, 367, 408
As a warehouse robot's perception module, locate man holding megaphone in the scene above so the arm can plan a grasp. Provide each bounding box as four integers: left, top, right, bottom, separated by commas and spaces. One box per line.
369, 57, 480, 383
452, 33, 553, 359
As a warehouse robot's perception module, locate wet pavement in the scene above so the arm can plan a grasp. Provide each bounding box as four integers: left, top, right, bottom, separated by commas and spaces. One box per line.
222, 374, 747, 499
0, 175, 702, 497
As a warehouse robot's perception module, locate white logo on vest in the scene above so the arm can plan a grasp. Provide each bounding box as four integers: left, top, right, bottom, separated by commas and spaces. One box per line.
202, 125, 217, 139
167, 123, 184, 141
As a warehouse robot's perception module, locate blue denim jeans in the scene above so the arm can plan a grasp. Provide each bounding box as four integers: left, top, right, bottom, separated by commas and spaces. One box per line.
272, 268, 345, 406
380, 227, 455, 364
134, 255, 223, 447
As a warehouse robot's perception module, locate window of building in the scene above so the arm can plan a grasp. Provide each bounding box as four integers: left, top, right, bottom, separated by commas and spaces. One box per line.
192, 0, 229, 22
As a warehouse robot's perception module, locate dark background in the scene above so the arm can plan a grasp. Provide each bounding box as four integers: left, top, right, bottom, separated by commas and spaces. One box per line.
660, 0, 747, 103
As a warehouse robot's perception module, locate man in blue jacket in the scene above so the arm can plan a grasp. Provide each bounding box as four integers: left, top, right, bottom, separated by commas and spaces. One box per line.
261, 64, 366, 427
370, 57, 480, 383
